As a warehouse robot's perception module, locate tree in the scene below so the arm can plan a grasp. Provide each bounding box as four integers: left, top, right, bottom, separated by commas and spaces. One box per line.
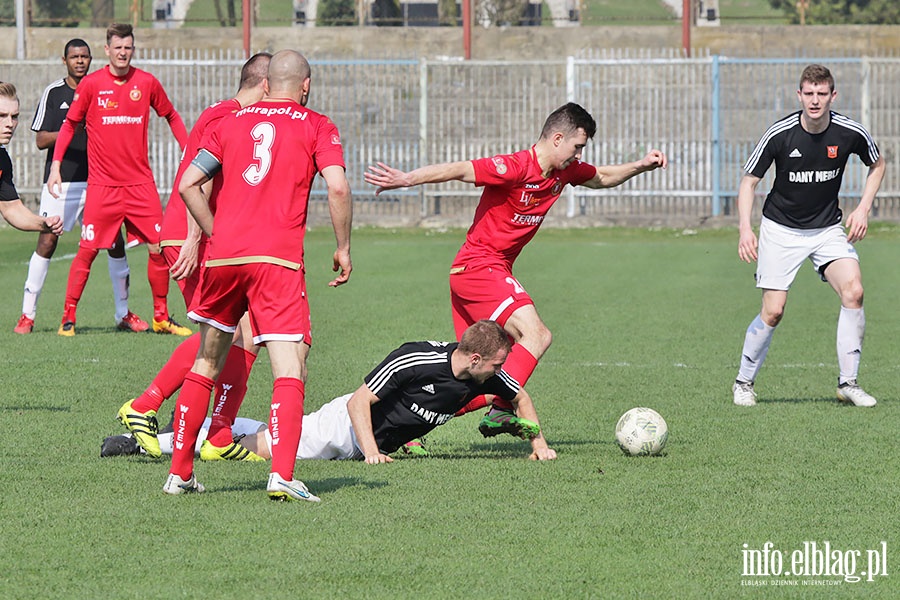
439, 0, 459, 25
769, 0, 900, 24
371, 0, 402, 26
318, 0, 357, 25
476, 0, 529, 26
29, 0, 90, 26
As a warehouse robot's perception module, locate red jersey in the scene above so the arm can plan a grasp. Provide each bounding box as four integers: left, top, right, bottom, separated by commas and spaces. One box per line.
200, 100, 345, 269
53, 65, 187, 187
160, 98, 240, 246
451, 148, 597, 271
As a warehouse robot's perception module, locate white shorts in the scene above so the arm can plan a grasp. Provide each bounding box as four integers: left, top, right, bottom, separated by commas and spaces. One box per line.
158, 395, 363, 460
756, 217, 858, 291
38, 182, 87, 232
265, 393, 363, 461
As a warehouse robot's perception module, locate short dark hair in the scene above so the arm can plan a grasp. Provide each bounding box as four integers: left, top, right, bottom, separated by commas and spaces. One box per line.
239, 52, 272, 90
106, 23, 134, 44
64, 38, 90, 58
540, 102, 596, 140
800, 64, 834, 92
458, 320, 512, 358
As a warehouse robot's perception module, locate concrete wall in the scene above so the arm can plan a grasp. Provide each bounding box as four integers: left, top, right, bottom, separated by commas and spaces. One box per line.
4, 25, 899, 60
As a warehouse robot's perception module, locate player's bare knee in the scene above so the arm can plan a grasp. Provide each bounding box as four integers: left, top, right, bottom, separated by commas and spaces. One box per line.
530, 324, 552, 355
840, 282, 864, 308
761, 307, 784, 327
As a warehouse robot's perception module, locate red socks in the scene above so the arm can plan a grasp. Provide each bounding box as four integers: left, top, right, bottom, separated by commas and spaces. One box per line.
206, 346, 258, 447
455, 395, 490, 416
169, 372, 214, 480
269, 377, 305, 481
147, 250, 171, 321
63, 246, 99, 321
131, 333, 201, 413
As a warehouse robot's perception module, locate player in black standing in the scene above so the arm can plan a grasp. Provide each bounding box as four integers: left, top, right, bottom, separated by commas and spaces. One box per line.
732, 64, 885, 408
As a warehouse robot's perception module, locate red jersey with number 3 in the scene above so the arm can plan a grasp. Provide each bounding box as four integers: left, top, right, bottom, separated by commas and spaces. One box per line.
452, 147, 596, 271
56, 65, 183, 186
199, 99, 345, 269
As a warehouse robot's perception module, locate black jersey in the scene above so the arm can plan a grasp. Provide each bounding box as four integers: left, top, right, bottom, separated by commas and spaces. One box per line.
744, 110, 879, 229
364, 341, 519, 454
0, 147, 19, 202
31, 78, 88, 183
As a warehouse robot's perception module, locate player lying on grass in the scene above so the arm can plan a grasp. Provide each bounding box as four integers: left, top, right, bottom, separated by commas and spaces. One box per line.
103, 320, 555, 462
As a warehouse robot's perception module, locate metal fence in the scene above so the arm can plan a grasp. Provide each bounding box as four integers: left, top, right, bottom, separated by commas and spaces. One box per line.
2, 50, 899, 225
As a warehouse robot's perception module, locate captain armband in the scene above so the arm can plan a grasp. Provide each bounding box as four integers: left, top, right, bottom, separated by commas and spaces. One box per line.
191, 149, 222, 179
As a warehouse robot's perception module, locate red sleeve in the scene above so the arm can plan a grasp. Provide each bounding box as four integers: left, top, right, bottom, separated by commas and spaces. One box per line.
51, 120, 76, 163
151, 77, 188, 149
567, 160, 598, 187
472, 153, 526, 188
199, 119, 225, 164
314, 118, 346, 171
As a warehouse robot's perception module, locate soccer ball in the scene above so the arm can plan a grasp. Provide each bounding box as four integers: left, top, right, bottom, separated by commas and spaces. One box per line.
615, 407, 668, 456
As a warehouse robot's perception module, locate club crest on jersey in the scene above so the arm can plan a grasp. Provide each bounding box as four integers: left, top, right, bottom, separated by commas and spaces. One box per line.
827, 145, 838, 159
491, 156, 507, 175
129, 87, 142, 102
551, 180, 563, 195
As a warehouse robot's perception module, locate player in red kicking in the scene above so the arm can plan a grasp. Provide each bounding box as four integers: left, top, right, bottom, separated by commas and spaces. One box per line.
47, 23, 189, 336
166, 50, 353, 501
116, 53, 272, 461
365, 102, 667, 460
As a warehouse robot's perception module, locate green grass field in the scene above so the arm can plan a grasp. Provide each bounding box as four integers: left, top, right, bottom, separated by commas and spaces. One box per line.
1, 224, 897, 598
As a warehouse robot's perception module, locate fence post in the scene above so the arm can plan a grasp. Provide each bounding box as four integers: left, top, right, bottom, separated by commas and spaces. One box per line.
566, 55, 577, 218
419, 58, 428, 218
860, 55, 871, 132
711, 54, 722, 217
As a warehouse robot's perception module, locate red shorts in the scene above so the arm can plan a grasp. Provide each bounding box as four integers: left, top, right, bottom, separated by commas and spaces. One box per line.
189, 262, 311, 346
449, 265, 534, 340
162, 245, 197, 312
81, 182, 162, 249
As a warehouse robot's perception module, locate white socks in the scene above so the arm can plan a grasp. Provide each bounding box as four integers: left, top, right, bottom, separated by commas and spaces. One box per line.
737, 314, 776, 384
837, 306, 865, 385
22, 253, 51, 318
107, 255, 130, 322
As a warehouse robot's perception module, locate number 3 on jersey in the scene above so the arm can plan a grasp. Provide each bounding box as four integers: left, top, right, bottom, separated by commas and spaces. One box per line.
243, 122, 275, 186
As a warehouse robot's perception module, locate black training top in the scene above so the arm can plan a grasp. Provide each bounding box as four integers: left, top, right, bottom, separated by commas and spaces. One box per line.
31, 78, 89, 183
744, 110, 879, 229
364, 340, 519, 454
0, 147, 19, 201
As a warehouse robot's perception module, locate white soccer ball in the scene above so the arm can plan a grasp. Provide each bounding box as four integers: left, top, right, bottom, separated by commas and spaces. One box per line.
615, 407, 668, 456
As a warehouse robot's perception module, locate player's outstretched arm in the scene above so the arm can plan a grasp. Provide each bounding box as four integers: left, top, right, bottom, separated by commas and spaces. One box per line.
511, 389, 557, 461
0, 200, 63, 234
583, 149, 667, 189
737, 174, 761, 263
845, 155, 885, 243
364, 160, 476, 195
321, 165, 353, 287
347, 385, 393, 464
